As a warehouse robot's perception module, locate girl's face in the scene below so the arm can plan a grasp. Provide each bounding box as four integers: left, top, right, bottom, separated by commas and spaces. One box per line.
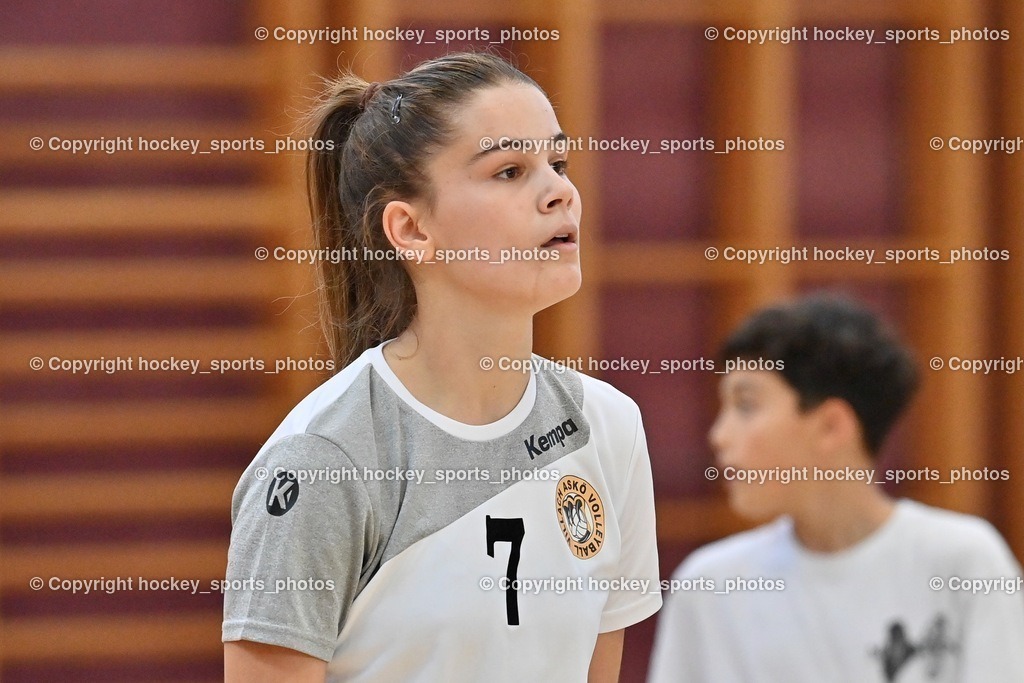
414, 83, 582, 314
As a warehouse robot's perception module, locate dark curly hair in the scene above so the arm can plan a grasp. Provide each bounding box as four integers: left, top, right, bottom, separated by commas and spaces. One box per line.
721, 293, 920, 455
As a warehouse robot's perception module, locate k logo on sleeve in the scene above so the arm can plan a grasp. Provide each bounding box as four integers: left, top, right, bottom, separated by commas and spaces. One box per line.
266, 471, 299, 516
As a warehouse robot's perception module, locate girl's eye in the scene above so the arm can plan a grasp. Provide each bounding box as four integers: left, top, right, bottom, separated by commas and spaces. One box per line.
495, 159, 569, 180
496, 166, 521, 180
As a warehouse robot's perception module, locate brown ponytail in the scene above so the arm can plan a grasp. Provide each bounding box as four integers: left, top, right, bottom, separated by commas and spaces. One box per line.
305, 52, 542, 368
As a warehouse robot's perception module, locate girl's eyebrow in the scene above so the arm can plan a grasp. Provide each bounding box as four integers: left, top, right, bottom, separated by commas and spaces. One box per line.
468, 131, 568, 166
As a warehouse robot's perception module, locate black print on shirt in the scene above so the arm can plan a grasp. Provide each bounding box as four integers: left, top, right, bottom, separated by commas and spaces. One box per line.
873, 614, 959, 681
266, 471, 299, 516
524, 417, 579, 459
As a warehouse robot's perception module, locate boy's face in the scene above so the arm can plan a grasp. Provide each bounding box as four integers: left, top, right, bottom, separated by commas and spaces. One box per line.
709, 370, 819, 521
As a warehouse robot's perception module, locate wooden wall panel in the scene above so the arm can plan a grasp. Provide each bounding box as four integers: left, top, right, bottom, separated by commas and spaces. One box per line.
0, 1, 324, 680
2, 1, 1019, 681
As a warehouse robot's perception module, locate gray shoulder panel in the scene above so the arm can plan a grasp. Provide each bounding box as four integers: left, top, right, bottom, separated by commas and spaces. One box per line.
307, 361, 590, 571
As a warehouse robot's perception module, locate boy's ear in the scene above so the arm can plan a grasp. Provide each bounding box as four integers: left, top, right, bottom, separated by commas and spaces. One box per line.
812, 397, 863, 456
381, 199, 431, 254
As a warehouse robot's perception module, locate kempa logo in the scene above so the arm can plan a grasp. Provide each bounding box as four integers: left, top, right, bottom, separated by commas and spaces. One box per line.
266, 471, 299, 516
524, 418, 579, 460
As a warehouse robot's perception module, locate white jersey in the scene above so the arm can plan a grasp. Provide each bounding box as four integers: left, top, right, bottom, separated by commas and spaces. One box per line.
223, 342, 661, 681
648, 499, 1024, 682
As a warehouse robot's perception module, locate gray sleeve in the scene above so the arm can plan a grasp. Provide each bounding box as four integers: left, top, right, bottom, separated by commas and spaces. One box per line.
222, 433, 374, 661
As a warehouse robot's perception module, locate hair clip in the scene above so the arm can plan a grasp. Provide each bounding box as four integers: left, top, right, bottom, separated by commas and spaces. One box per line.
390, 94, 403, 123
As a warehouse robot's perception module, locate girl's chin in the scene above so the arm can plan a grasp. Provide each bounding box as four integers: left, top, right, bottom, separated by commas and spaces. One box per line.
540, 272, 583, 306
447, 265, 581, 313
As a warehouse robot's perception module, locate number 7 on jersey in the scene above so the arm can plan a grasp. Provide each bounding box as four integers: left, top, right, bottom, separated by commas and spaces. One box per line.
485, 516, 525, 626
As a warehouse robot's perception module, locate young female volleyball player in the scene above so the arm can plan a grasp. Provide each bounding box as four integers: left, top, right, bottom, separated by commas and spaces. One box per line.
223, 52, 661, 681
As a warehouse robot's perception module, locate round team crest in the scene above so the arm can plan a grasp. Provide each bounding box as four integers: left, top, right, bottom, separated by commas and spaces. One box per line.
555, 475, 605, 559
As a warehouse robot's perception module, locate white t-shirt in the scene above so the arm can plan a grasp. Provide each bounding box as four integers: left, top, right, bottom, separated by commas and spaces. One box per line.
223, 343, 661, 681
648, 499, 1024, 682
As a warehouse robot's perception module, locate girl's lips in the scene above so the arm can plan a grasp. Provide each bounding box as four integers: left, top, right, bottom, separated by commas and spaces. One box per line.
541, 238, 579, 253
540, 226, 578, 249
541, 235, 570, 248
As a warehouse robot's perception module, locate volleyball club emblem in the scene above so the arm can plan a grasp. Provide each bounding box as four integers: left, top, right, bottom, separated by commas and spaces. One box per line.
555, 475, 605, 559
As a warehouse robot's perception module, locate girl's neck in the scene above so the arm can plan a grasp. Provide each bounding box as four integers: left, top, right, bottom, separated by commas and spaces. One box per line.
383, 305, 535, 426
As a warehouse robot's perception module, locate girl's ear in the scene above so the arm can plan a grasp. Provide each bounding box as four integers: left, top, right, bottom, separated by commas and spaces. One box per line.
381, 200, 431, 257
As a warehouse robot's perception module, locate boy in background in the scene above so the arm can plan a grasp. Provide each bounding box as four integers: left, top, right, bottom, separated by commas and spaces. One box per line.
648, 294, 1024, 682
